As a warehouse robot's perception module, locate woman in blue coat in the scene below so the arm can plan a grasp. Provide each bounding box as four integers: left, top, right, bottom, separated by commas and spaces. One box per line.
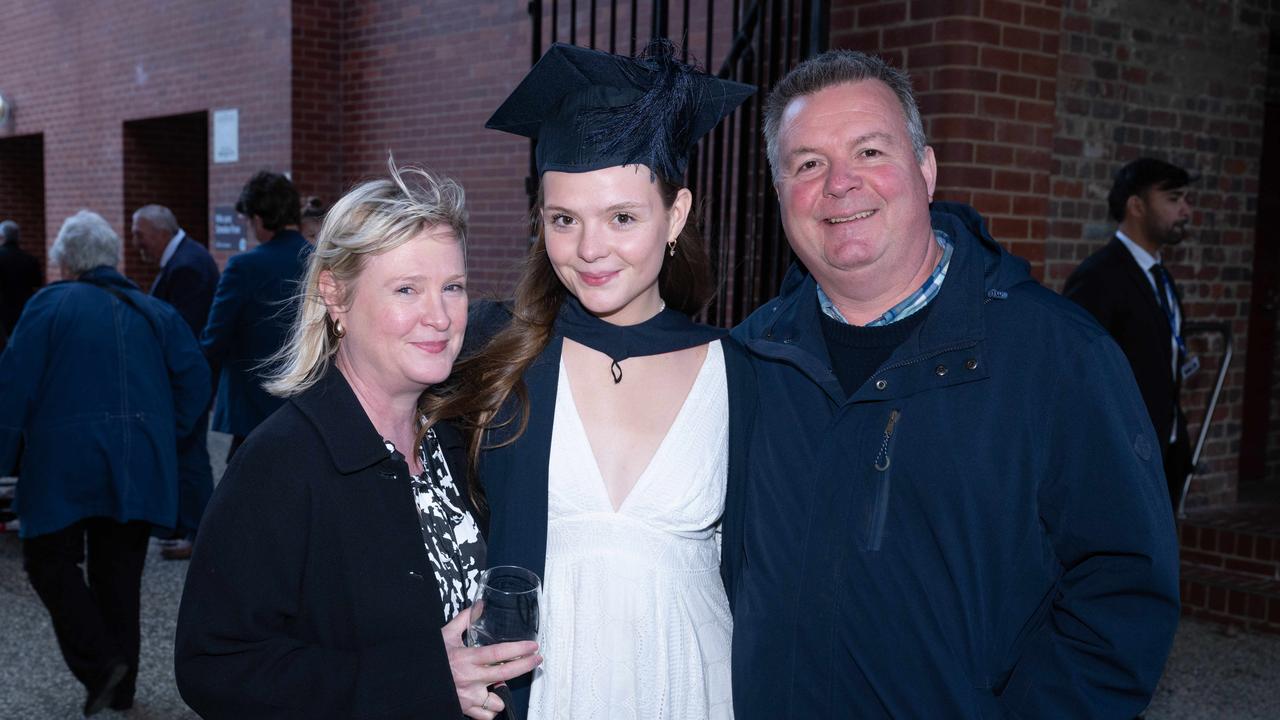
0, 210, 210, 715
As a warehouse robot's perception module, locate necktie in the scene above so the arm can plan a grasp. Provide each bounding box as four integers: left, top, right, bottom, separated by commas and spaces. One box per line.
1149, 263, 1177, 326
1150, 264, 1185, 436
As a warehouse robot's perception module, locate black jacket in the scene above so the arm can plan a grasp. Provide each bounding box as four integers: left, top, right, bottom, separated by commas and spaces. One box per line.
1064, 237, 1190, 481
0, 240, 42, 340
175, 368, 474, 719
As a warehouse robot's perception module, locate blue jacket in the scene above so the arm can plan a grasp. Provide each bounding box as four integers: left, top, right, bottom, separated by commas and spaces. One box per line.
151, 233, 221, 533
0, 267, 211, 538
152, 233, 220, 339
723, 203, 1180, 719
201, 230, 309, 437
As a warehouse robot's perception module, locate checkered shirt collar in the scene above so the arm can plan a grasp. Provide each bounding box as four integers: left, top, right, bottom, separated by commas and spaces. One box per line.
817, 229, 954, 326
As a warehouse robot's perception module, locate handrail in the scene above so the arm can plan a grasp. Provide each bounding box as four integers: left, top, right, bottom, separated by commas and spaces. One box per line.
1176, 321, 1233, 518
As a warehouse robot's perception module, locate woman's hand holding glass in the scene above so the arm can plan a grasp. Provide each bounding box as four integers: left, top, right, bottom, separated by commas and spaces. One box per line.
441, 610, 540, 719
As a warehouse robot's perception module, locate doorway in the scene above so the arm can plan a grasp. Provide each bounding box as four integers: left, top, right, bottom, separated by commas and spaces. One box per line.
1238, 32, 1280, 502
122, 111, 209, 291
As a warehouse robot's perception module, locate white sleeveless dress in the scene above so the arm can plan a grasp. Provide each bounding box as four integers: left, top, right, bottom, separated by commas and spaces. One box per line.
527, 340, 733, 720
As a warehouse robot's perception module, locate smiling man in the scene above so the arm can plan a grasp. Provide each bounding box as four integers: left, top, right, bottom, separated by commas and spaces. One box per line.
1065, 158, 1197, 509
721, 51, 1180, 718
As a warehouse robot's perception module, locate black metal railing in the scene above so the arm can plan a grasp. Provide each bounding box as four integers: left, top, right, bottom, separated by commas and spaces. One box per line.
527, 0, 828, 326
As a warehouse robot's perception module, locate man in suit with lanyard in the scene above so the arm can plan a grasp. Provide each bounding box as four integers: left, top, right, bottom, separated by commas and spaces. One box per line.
1065, 157, 1196, 509
132, 205, 219, 559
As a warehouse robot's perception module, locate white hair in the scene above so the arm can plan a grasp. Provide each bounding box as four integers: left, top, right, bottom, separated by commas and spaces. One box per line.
132, 204, 180, 235
51, 210, 122, 276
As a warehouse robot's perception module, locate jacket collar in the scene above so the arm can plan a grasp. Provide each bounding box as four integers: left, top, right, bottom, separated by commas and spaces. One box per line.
78, 265, 141, 291
737, 203, 1026, 401
292, 367, 399, 475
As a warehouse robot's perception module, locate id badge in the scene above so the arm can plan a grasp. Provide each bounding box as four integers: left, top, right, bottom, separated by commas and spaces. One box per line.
1180, 355, 1201, 380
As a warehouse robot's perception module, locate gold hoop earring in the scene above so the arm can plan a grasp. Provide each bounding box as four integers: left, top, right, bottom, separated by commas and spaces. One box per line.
332, 318, 346, 339
667, 239, 677, 257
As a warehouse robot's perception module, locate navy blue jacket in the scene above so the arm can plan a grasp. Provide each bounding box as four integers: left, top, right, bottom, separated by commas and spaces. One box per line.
724, 203, 1180, 719
177, 367, 473, 718
152, 233, 220, 339
0, 267, 210, 538
151, 233, 221, 532
201, 229, 310, 437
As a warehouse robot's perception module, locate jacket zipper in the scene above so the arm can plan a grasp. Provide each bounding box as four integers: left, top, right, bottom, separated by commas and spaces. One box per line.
867, 409, 899, 552
873, 409, 899, 471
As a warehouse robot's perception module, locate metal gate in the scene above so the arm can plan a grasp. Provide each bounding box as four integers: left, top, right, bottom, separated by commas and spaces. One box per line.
527, 0, 829, 326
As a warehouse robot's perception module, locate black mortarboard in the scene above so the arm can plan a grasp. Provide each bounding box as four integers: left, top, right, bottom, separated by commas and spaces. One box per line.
1108, 157, 1199, 222
485, 42, 755, 183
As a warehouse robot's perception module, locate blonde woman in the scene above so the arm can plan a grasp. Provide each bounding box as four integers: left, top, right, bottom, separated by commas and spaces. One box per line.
176, 162, 540, 720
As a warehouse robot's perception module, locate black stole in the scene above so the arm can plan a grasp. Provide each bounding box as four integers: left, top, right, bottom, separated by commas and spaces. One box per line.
555, 296, 726, 382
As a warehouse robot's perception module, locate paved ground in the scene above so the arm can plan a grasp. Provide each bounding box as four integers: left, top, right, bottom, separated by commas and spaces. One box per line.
1, 431, 1277, 717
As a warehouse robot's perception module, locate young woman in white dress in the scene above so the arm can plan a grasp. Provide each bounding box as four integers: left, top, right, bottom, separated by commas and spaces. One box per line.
424, 42, 753, 720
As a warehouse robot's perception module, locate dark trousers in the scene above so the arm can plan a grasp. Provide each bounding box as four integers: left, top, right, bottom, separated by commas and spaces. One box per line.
22, 518, 150, 704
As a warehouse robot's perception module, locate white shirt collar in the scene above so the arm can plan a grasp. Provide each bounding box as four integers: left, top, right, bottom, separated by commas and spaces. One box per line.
159, 229, 186, 269
1114, 230, 1161, 271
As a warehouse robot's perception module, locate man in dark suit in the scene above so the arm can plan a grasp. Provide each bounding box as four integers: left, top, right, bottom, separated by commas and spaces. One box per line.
1064, 157, 1195, 508
201, 171, 310, 462
0, 219, 44, 348
132, 205, 220, 559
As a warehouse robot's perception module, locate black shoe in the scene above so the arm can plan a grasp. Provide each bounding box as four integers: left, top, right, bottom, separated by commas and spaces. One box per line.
83, 661, 128, 716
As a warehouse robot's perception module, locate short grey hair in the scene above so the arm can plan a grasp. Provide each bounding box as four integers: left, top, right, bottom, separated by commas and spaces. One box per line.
0, 220, 18, 244
51, 210, 122, 276
132, 204, 180, 235
265, 157, 469, 397
763, 50, 928, 179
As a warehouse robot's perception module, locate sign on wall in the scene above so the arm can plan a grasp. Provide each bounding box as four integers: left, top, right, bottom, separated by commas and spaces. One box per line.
213, 206, 247, 252
213, 108, 239, 163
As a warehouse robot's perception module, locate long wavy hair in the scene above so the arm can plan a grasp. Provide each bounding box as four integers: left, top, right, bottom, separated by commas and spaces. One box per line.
421, 176, 712, 505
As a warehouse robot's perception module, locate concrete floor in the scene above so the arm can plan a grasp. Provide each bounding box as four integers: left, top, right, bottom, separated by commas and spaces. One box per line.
1, 431, 1276, 718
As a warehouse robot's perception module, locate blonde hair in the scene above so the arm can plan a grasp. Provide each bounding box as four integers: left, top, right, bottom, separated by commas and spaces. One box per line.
264, 158, 468, 397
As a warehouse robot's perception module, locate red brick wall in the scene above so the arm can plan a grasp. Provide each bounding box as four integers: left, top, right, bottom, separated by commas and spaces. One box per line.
0, 0, 294, 280
0, 133, 47, 273
332, 0, 534, 295
831, 0, 1063, 279
292, 0, 347, 207
1045, 1, 1268, 508
322, 1, 737, 297
827, 0, 1272, 508
123, 112, 209, 291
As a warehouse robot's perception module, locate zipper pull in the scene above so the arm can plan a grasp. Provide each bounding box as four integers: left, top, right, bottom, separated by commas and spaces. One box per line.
874, 409, 900, 472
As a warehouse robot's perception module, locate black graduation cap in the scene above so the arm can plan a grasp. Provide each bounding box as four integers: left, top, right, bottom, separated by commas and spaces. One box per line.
486, 41, 755, 183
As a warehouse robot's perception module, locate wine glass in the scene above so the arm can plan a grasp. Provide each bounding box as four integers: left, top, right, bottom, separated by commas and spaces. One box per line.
467, 565, 541, 648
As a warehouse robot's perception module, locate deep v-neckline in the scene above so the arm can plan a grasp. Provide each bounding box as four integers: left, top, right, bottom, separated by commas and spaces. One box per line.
558, 343, 718, 513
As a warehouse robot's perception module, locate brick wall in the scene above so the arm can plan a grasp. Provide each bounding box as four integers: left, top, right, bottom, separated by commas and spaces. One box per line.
292, 0, 346, 207
0, 133, 47, 272
1259, 3, 1280, 490
832, 0, 1063, 279
123, 112, 209, 291
332, 0, 534, 295
826, 0, 1273, 507
1046, 0, 1269, 508
0, 0, 294, 280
